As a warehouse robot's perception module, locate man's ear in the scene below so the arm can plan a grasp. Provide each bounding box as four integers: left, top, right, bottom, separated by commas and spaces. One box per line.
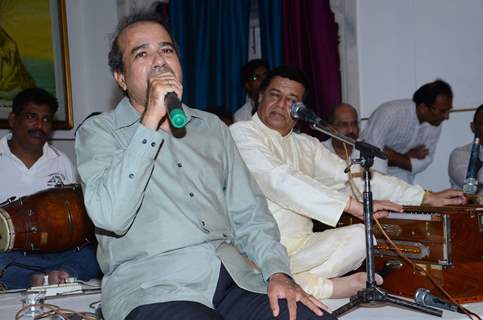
113, 71, 128, 91
419, 103, 430, 111
8, 112, 16, 129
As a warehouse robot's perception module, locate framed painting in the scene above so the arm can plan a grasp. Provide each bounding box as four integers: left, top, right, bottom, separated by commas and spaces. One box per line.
0, 0, 73, 129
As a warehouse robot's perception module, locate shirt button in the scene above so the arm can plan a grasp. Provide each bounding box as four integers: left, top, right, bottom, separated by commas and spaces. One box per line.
177, 163, 182, 168
189, 192, 194, 197
129, 173, 134, 179
142, 139, 147, 144
151, 142, 156, 147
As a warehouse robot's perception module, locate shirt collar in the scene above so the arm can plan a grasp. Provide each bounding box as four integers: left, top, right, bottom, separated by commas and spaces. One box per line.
0, 133, 60, 160
113, 97, 196, 129
252, 112, 293, 139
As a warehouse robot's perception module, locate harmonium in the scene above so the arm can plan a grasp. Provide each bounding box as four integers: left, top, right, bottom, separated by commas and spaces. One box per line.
337, 205, 483, 303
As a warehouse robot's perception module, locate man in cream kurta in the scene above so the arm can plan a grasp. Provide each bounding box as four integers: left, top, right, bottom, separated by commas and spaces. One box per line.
230, 66, 466, 300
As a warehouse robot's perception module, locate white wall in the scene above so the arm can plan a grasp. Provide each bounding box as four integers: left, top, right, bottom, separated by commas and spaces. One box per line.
52, 0, 121, 161
337, 0, 483, 190
0, 0, 121, 162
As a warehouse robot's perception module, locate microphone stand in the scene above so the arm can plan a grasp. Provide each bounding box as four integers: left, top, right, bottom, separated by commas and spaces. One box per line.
307, 120, 443, 318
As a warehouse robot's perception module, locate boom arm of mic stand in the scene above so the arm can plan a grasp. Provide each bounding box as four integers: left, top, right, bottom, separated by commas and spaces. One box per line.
309, 122, 387, 161
309, 122, 355, 146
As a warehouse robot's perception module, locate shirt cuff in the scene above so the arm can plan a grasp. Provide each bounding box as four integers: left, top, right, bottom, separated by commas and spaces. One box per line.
261, 258, 292, 283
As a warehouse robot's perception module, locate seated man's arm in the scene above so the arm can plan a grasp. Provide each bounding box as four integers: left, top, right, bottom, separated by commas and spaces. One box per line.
222, 127, 291, 281
75, 116, 164, 235
365, 171, 424, 204
230, 125, 349, 227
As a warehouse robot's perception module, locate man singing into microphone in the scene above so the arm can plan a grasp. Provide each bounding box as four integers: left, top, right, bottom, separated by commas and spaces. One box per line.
75, 12, 332, 320
230, 65, 465, 301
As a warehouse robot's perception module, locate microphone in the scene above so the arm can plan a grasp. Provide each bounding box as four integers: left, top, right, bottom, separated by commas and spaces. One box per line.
290, 102, 328, 126
463, 129, 481, 194
164, 92, 187, 128
415, 288, 464, 313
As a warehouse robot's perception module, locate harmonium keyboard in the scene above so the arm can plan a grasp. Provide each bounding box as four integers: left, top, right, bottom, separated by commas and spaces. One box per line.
337, 205, 483, 303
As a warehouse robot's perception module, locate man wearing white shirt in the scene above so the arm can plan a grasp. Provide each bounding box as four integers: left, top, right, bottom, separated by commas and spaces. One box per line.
0, 133, 76, 203
449, 104, 483, 193
230, 66, 465, 300
322, 103, 387, 174
0, 88, 100, 289
362, 80, 453, 183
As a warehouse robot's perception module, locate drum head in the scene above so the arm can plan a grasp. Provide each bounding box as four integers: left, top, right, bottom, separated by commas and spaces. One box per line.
0, 208, 15, 252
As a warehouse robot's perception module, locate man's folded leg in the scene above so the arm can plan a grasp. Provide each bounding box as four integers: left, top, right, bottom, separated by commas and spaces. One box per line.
214, 264, 338, 320
125, 301, 223, 320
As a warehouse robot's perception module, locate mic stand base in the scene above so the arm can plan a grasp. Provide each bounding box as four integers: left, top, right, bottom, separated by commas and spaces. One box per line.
332, 284, 443, 318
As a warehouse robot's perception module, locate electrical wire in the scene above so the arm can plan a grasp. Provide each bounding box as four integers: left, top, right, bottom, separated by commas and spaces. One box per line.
15, 302, 97, 320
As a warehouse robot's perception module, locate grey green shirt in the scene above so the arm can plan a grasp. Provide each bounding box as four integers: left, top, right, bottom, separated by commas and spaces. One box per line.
75, 98, 291, 320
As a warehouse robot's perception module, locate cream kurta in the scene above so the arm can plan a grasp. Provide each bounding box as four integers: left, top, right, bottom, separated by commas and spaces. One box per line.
230, 114, 425, 298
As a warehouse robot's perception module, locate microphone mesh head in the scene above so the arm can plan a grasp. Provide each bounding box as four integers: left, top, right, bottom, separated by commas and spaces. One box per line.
290, 102, 305, 119
415, 288, 429, 304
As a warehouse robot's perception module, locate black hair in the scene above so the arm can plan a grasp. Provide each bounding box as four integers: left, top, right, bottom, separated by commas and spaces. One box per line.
240, 59, 268, 84
11, 88, 59, 115
258, 65, 309, 100
108, 10, 176, 74
473, 104, 483, 124
412, 79, 453, 108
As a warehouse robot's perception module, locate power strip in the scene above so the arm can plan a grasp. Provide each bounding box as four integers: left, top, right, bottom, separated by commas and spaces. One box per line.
28, 282, 83, 297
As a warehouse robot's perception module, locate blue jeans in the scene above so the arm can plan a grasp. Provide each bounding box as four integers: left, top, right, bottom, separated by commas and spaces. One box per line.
0, 243, 101, 289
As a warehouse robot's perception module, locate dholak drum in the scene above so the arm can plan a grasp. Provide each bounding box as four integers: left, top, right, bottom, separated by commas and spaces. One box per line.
0, 185, 95, 252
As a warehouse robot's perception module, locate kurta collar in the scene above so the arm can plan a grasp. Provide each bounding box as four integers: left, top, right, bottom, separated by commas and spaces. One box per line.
252, 113, 293, 139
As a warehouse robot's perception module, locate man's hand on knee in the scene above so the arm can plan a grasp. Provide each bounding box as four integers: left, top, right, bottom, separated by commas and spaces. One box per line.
268, 273, 329, 320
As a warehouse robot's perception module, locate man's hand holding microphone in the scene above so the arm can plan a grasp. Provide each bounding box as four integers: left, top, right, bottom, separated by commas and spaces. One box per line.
142, 66, 186, 132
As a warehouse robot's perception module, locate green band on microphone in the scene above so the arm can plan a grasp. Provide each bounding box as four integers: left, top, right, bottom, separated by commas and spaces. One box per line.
169, 108, 187, 128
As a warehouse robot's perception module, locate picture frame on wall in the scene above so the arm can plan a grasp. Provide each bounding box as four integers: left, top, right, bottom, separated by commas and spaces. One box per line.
0, 0, 73, 129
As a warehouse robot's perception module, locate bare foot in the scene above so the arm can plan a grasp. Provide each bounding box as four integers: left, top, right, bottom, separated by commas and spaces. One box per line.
47, 270, 70, 284
329, 272, 383, 299
31, 270, 70, 287
31, 273, 46, 287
